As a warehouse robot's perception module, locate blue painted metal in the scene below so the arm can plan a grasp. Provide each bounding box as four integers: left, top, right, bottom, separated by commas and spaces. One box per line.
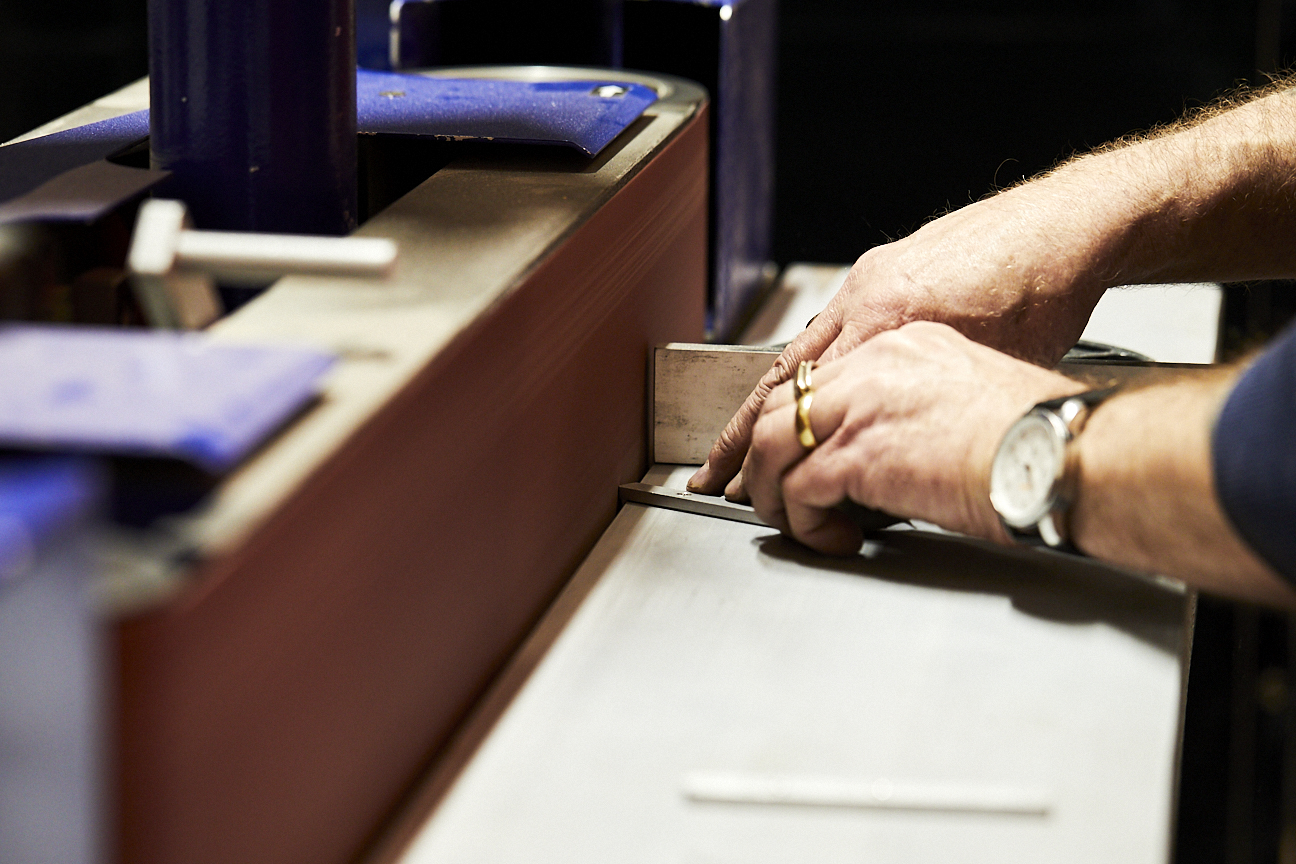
714, 0, 778, 339
147, 0, 358, 235
0, 326, 335, 473
0, 112, 150, 205
0, 162, 168, 227
357, 71, 656, 156
357, 0, 396, 70
622, 0, 778, 339
0, 456, 102, 864
0, 72, 653, 221
0, 112, 165, 225
0, 459, 99, 586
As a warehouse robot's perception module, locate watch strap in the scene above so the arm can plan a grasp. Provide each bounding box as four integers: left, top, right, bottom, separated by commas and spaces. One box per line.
1001, 384, 1119, 553
1036, 384, 1119, 415
1005, 519, 1081, 554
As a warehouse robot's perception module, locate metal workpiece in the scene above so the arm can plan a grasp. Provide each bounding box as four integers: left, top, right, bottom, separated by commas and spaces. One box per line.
620, 480, 902, 533
619, 481, 767, 526
128, 199, 398, 329
147, 0, 357, 235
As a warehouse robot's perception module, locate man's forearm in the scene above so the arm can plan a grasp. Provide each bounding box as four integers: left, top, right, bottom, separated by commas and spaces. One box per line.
691, 81, 1296, 502
1071, 372, 1295, 607
1019, 84, 1296, 289
861, 84, 1296, 367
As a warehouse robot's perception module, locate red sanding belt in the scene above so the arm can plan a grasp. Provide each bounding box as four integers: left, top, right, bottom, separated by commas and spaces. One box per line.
113, 107, 709, 864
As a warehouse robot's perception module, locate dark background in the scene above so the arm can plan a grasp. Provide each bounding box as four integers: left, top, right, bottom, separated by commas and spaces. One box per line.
0, 1, 148, 144
3, 0, 1289, 266
3, 2, 1296, 862
775, 0, 1271, 261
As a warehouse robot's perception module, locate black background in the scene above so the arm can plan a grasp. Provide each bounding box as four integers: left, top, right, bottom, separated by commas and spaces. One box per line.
1, 0, 1284, 267
775, 1, 1266, 262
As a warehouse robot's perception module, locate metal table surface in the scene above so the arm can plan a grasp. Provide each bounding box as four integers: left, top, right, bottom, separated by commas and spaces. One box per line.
386, 466, 1189, 864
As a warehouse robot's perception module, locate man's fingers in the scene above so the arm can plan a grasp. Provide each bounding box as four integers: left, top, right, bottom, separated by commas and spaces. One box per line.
726, 359, 849, 503
745, 376, 847, 531
744, 400, 813, 530
688, 315, 840, 494
723, 468, 749, 503
760, 356, 847, 414
688, 388, 765, 494
785, 500, 864, 556
781, 444, 866, 555
817, 316, 877, 365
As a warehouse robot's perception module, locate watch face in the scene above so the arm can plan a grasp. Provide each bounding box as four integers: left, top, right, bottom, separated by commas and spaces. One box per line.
990, 412, 1067, 528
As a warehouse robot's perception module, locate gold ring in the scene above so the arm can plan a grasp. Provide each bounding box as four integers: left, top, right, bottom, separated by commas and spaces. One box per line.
794, 360, 818, 450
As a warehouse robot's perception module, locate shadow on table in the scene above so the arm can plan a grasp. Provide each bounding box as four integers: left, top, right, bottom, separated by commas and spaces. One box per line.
756, 529, 1186, 656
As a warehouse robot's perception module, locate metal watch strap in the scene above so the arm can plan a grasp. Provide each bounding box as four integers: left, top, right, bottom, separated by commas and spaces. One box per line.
1036, 385, 1119, 421
1006, 385, 1118, 553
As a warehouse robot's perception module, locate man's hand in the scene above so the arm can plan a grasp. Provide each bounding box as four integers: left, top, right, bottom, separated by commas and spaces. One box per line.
688, 183, 1116, 499
741, 321, 1295, 608
681, 82, 1296, 606
743, 322, 1082, 555
688, 85, 1296, 501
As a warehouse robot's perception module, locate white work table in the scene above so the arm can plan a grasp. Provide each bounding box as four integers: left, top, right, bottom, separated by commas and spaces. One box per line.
386, 467, 1188, 864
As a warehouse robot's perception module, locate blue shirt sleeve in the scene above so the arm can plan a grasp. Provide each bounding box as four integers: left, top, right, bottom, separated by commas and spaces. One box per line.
1212, 322, 1296, 582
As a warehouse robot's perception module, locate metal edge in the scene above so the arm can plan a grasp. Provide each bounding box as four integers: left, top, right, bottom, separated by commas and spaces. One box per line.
619, 482, 766, 526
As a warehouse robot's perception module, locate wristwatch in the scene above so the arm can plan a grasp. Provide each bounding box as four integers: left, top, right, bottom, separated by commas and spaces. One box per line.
988, 387, 1117, 550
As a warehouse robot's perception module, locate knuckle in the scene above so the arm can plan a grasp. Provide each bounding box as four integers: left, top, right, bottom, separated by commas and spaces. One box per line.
748, 415, 773, 456
748, 422, 783, 472
899, 319, 950, 337
835, 318, 872, 350
852, 246, 883, 271
867, 327, 906, 350
715, 420, 747, 456
766, 353, 798, 388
